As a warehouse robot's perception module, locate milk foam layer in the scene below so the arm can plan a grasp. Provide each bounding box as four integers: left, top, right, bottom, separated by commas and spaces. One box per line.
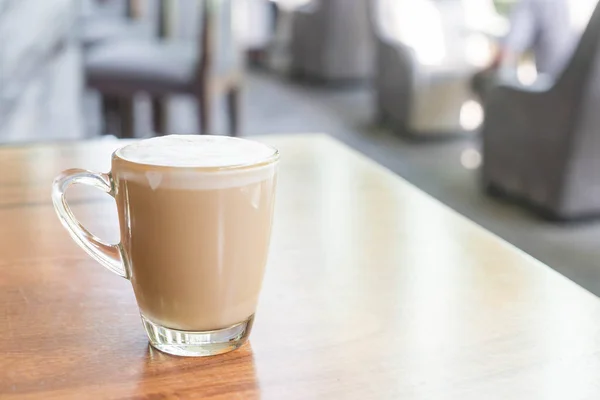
117, 135, 276, 168
114, 135, 278, 190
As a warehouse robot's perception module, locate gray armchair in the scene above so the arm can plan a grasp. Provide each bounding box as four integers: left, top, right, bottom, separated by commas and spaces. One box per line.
374, 0, 498, 136
482, 2, 600, 219
290, 0, 374, 82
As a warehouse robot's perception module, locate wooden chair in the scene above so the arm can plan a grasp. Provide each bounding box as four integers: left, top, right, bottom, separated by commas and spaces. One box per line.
85, 0, 242, 138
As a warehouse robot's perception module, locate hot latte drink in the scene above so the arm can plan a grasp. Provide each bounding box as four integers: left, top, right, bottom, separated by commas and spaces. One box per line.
112, 135, 278, 331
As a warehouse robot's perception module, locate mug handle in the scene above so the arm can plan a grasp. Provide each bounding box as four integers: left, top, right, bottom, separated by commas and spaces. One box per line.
51, 169, 129, 279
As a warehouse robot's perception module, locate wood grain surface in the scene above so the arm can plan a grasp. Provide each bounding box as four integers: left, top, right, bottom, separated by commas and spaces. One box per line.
2, 134, 600, 399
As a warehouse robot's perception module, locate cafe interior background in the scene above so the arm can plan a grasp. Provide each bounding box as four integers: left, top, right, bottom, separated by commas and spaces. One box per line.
2, 0, 600, 294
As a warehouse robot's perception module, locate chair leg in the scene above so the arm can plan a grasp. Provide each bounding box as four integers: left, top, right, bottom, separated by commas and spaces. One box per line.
152, 97, 168, 136
226, 86, 241, 137
101, 95, 120, 136
118, 97, 135, 139
197, 86, 212, 135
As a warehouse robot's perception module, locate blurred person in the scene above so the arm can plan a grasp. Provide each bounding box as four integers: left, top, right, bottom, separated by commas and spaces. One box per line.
473, 0, 597, 96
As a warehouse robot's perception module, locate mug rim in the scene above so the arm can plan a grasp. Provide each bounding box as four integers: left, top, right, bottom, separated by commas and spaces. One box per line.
112, 135, 280, 172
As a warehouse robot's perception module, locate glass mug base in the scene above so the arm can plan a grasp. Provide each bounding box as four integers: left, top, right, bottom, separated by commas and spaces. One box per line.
141, 314, 254, 357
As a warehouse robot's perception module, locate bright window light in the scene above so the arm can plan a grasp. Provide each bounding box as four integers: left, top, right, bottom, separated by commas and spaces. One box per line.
465, 34, 493, 68
460, 148, 482, 170
378, 0, 446, 66
569, 0, 597, 31
460, 100, 484, 131
517, 62, 538, 86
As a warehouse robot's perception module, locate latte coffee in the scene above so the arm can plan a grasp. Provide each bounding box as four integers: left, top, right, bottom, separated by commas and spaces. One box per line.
113, 136, 278, 331
53, 134, 279, 356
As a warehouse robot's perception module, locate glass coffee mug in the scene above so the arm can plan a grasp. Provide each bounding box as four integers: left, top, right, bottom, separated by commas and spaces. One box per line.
52, 135, 279, 356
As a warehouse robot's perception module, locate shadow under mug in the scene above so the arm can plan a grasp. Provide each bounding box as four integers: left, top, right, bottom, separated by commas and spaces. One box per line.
51, 136, 279, 356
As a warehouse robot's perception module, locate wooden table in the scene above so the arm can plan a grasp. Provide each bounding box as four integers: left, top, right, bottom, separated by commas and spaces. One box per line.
2, 134, 600, 399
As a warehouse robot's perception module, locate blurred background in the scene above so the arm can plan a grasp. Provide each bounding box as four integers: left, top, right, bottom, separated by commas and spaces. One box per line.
2, 0, 600, 294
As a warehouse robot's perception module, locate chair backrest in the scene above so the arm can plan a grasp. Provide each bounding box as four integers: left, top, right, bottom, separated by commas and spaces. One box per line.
548, 2, 600, 211
323, 0, 373, 64
195, 0, 241, 81
553, 1, 600, 95
554, 1, 600, 134
299, 0, 373, 78
80, 0, 129, 18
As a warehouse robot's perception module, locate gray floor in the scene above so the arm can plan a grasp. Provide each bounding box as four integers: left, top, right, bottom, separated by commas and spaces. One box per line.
238, 71, 600, 297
